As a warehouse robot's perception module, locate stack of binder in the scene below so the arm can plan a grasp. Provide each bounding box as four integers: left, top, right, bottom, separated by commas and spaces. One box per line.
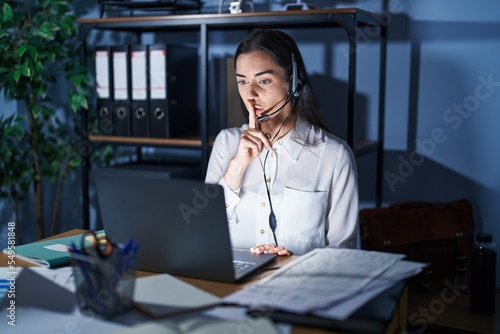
94, 44, 199, 138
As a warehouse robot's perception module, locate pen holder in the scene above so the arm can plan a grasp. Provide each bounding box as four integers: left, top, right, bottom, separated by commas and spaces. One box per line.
70, 250, 137, 319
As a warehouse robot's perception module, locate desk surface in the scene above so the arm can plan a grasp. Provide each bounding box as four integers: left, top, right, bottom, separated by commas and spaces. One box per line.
1, 230, 406, 334
407, 289, 500, 333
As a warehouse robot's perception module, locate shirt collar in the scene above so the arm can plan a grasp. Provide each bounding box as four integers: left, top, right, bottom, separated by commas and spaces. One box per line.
279, 117, 311, 161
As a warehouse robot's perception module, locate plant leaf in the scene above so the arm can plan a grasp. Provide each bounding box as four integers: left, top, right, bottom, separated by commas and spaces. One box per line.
18, 45, 27, 57
2, 2, 13, 21
13, 69, 22, 82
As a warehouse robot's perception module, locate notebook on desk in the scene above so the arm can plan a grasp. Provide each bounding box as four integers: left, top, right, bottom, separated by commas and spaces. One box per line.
93, 168, 276, 283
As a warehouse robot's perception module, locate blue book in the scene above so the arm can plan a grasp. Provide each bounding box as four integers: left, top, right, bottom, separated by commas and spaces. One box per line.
2, 231, 104, 268
0, 278, 9, 301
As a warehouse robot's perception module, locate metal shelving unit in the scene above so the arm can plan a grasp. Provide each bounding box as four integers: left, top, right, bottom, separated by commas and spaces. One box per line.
78, 8, 387, 229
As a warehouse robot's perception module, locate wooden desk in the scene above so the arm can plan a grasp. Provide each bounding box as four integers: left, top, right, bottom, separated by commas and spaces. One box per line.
408, 289, 500, 333
2, 230, 407, 333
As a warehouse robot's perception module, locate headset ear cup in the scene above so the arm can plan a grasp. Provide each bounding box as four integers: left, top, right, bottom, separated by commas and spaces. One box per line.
289, 78, 302, 97
294, 79, 303, 97
290, 53, 302, 97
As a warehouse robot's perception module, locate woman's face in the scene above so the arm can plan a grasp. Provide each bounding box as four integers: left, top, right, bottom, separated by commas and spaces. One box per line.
235, 50, 290, 124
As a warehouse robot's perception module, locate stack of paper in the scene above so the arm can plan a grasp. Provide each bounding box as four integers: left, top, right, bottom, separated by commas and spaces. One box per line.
224, 248, 425, 320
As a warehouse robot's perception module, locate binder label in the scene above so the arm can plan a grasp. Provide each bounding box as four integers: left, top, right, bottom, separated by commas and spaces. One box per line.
131, 50, 147, 100
149, 49, 167, 99
113, 51, 129, 100
96, 51, 110, 99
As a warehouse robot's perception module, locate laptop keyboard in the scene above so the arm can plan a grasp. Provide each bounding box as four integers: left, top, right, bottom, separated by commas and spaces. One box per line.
233, 260, 256, 275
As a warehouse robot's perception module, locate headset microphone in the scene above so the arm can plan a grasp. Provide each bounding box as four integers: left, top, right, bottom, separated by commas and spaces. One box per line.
257, 94, 293, 122
257, 53, 303, 123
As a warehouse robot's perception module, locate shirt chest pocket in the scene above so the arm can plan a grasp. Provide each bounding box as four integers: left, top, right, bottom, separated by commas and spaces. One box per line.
278, 187, 329, 246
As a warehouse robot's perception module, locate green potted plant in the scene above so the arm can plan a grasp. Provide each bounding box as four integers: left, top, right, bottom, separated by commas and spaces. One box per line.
0, 114, 32, 244
0, 0, 91, 241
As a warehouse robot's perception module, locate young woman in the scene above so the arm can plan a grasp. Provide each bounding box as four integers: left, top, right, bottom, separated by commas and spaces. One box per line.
205, 28, 358, 256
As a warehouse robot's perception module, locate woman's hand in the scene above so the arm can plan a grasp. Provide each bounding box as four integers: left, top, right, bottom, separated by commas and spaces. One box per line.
223, 112, 273, 190
251, 243, 293, 256
236, 111, 273, 165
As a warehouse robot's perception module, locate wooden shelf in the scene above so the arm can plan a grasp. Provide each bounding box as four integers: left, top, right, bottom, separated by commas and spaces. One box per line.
99, 0, 202, 10
88, 135, 212, 147
78, 8, 385, 32
90, 135, 377, 156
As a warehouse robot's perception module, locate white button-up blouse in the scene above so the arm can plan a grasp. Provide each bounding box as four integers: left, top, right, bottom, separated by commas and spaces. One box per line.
205, 117, 359, 255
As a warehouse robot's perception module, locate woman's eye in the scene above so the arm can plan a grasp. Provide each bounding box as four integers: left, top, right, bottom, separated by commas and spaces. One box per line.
260, 79, 271, 85
237, 80, 248, 85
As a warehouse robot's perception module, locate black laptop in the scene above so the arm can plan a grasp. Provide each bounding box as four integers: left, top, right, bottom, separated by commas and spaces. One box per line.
93, 168, 276, 283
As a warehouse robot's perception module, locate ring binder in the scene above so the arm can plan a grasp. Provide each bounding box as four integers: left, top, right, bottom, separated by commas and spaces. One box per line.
112, 45, 131, 137
148, 44, 198, 138
95, 46, 113, 135
130, 44, 149, 137
93, 43, 199, 139
148, 44, 168, 138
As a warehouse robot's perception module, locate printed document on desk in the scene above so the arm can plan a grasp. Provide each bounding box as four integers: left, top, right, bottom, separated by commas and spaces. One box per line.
312, 259, 426, 320
225, 248, 424, 318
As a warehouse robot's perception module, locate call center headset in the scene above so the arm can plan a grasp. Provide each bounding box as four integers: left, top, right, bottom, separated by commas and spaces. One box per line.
257, 45, 304, 246
257, 52, 303, 122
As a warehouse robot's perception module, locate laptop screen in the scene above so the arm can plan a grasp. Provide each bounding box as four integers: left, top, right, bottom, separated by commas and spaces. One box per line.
93, 169, 238, 281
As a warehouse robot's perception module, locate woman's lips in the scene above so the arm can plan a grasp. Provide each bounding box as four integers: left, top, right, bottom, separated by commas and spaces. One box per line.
254, 106, 264, 115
